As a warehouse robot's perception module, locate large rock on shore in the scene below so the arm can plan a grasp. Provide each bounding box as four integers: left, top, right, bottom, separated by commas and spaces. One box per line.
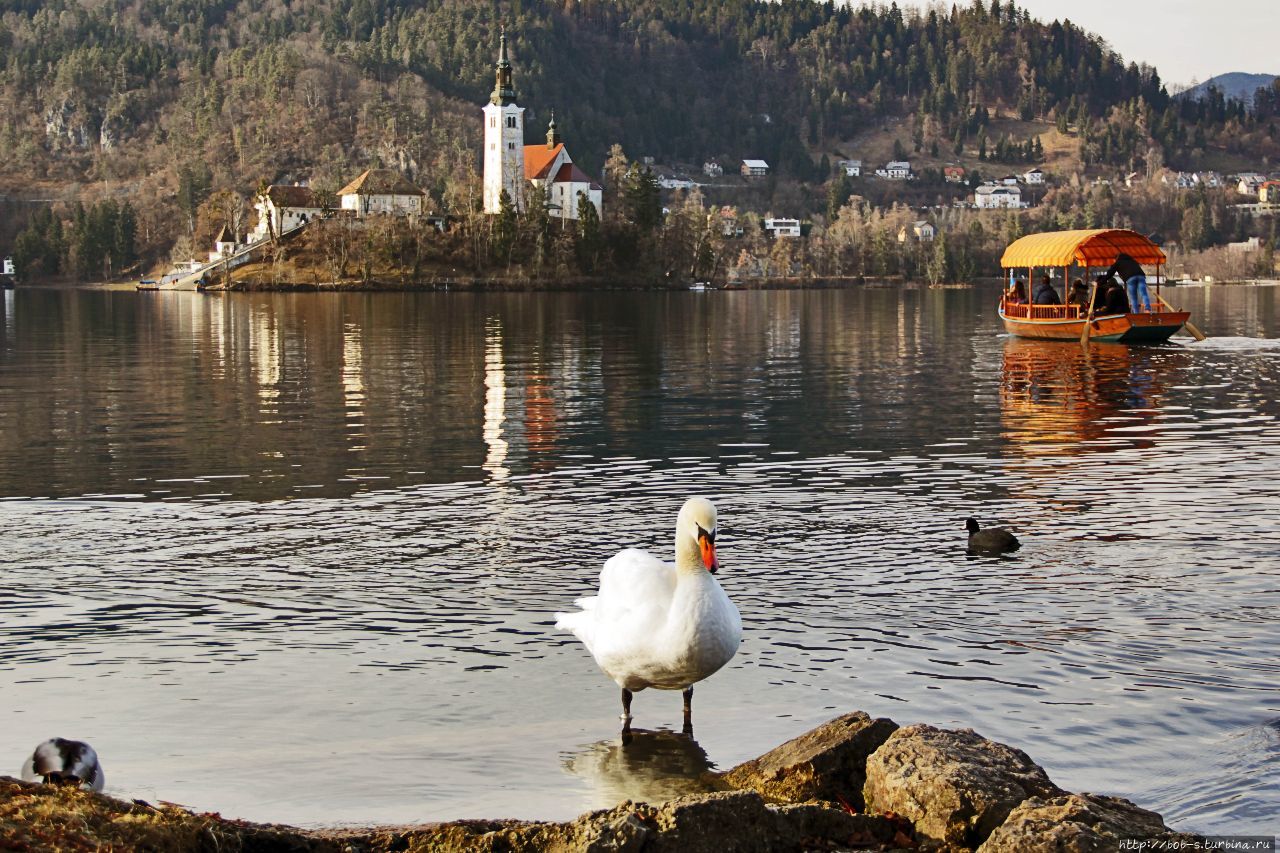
977, 793, 1196, 853
721, 710, 899, 810
862, 724, 1063, 849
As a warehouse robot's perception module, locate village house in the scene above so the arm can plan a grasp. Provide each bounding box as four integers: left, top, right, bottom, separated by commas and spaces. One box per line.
741, 159, 770, 177
1022, 167, 1045, 185
837, 159, 862, 177
703, 161, 723, 178
1199, 171, 1222, 188
897, 221, 935, 243
481, 31, 602, 220
208, 225, 242, 264
1237, 173, 1266, 195
718, 207, 742, 237
1261, 181, 1280, 204
338, 169, 425, 217
1163, 171, 1197, 190
2, 257, 14, 277
250, 184, 324, 241
876, 161, 911, 180
658, 175, 698, 190
996, 175, 1020, 186
944, 165, 966, 184
763, 217, 801, 238
974, 184, 1024, 209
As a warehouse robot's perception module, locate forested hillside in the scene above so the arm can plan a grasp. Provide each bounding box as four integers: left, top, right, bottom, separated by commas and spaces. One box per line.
2, 0, 1278, 274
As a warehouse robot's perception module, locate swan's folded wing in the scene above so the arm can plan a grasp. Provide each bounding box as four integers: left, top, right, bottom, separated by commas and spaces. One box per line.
593, 548, 676, 631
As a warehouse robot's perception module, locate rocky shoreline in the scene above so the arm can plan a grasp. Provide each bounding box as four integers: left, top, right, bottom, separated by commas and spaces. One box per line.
0, 711, 1197, 852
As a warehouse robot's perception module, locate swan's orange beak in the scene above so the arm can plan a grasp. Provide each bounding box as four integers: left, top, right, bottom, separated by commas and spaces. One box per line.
698, 533, 718, 574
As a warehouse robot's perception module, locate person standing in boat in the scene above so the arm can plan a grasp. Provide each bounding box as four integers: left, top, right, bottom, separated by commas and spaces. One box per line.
1105, 252, 1151, 313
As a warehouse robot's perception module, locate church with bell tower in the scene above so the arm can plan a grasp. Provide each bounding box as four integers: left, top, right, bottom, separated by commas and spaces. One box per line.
481, 29, 602, 221
482, 27, 525, 214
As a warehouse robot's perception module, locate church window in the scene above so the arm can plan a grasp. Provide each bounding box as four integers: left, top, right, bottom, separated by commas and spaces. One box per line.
490, 117, 496, 128
508, 142, 514, 150
506, 116, 516, 128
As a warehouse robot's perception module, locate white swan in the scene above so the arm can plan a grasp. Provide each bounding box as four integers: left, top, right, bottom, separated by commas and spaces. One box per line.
21, 738, 105, 791
555, 497, 742, 733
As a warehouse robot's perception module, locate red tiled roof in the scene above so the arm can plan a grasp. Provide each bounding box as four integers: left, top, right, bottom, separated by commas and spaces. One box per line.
552, 162, 602, 189
524, 144, 565, 180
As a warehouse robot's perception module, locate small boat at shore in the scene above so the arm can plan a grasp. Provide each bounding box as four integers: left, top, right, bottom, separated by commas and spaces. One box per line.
998, 229, 1204, 344
136, 279, 159, 291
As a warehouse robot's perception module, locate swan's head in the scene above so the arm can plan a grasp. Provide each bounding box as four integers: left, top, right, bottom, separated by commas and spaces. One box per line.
678, 497, 719, 573
965, 517, 980, 535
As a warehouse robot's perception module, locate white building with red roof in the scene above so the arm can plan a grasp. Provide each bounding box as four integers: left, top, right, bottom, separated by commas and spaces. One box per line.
481, 29, 601, 221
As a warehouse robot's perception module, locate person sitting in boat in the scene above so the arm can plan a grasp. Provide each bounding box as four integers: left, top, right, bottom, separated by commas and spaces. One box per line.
1101, 279, 1131, 314
1031, 275, 1061, 305
1006, 279, 1027, 304
1105, 252, 1151, 313
1068, 278, 1089, 308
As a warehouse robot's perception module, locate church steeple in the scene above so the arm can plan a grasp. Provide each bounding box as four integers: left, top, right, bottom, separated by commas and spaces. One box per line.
490, 26, 517, 106
546, 111, 561, 148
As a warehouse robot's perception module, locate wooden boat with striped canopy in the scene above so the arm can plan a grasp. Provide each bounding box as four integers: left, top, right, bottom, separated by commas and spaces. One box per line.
998, 229, 1204, 344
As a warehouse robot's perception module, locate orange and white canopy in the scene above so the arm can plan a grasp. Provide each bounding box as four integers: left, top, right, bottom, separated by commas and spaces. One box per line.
1001, 229, 1166, 269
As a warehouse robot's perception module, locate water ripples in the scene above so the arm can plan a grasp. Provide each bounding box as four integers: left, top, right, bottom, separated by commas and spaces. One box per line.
0, 287, 1277, 832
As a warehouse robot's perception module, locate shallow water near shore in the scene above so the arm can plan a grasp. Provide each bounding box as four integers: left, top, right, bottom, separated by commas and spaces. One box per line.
0, 283, 1277, 834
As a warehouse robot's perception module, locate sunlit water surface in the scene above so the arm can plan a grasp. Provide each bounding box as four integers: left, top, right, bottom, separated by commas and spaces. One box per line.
0, 284, 1276, 833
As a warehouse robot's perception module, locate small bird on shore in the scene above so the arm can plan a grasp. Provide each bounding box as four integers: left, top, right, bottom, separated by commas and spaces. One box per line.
20, 738, 105, 791
555, 497, 742, 736
966, 517, 1021, 556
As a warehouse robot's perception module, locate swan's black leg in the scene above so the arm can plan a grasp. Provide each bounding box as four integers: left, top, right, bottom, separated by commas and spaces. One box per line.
621, 688, 633, 733
682, 687, 694, 736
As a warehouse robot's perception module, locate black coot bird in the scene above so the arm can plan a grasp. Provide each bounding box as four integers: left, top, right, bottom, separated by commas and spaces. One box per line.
966, 517, 1020, 556
20, 739, 105, 791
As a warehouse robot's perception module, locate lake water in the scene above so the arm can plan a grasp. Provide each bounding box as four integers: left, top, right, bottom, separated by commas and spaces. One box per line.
0, 283, 1277, 834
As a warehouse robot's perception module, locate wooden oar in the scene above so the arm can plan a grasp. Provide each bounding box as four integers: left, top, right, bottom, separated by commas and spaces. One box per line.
1156, 293, 1207, 341
1080, 280, 1098, 345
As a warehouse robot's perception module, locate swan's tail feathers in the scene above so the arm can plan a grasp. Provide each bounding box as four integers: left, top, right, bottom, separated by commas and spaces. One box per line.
554, 606, 597, 653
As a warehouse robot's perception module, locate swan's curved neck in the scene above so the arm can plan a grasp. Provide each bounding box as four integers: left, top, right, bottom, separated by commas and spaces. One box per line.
674, 530, 704, 575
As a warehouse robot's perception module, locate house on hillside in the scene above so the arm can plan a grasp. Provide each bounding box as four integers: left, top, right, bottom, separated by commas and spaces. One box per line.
877, 161, 911, 180
1261, 181, 1280, 204
1163, 171, 1197, 189
742, 159, 770, 177
1236, 173, 1266, 195
944, 165, 966, 183
703, 161, 724, 178
338, 169, 425, 217
974, 184, 1024, 209
250, 185, 324, 241
719, 207, 743, 238
997, 175, 1019, 186
838, 159, 862, 177
1022, 168, 1044, 184
763, 217, 801, 238
898, 220, 935, 243
1198, 171, 1222, 188
208, 225, 243, 263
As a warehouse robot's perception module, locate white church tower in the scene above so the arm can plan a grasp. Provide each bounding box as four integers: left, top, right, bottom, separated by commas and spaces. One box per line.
483, 27, 525, 214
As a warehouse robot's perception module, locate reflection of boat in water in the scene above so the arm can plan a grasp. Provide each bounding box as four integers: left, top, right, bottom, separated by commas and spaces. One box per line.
998, 229, 1195, 344
999, 337, 1187, 455
562, 729, 723, 810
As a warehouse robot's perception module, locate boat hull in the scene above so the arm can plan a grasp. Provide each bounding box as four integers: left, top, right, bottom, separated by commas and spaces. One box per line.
1000, 310, 1189, 343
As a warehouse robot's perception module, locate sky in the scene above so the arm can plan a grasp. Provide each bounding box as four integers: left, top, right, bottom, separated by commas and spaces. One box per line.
898, 0, 1276, 88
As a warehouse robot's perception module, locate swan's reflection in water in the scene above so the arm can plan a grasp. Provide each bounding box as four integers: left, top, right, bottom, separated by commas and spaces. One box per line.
563, 729, 725, 810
